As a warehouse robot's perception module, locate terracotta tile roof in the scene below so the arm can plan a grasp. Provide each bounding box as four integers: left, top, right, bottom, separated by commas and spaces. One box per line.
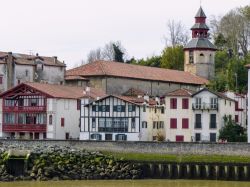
66, 61, 208, 85
65, 75, 88, 81
122, 88, 146, 97
192, 88, 236, 102
0, 51, 66, 67
0, 82, 106, 100
165, 88, 195, 97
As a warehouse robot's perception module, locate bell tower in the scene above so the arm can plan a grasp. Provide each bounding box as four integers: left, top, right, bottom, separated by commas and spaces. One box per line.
184, 7, 216, 80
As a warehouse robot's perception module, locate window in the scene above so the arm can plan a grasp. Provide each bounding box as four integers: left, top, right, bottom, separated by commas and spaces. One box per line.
92, 118, 96, 128
182, 98, 189, 109
30, 98, 38, 106
200, 53, 204, 56
153, 121, 157, 129
142, 121, 147, 128
143, 105, 146, 112
195, 133, 201, 142
161, 107, 165, 114
170, 118, 177, 129
61, 118, 65, 127
235, 101, 239, 110
210, 133, 216, 142
131, 118, 136, 129
195, 98, 201, 109
18, 79, 21, 84
189, 50, 194, 63
43, 133, 47, 139
92, 105, 98, 112
128, 105, 136, 112
114, 105, 125, 112
182, 118, 189, 129
100, 105, 110, 112
154, 107, 157, 113
90, 134, 102, 140
160, 121, 164, 129
210, 98, 218, 109
235, 115, 239, 123
176, 135, 184, 142
25, 70, 29, 76
195, 114, 202, 128
0, 76, 2, 84
49, 115, 52, 125
153, 136, 157, 141
115, 134, 127, 141
170, 98, 177, 109
77, 100, 81, 110
210, 114, 217, 129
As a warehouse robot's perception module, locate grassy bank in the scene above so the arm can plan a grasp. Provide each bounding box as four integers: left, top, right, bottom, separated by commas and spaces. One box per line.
102, 152, 250, 163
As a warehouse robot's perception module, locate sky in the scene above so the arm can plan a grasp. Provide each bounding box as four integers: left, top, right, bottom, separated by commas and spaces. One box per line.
0, 0, 249, 69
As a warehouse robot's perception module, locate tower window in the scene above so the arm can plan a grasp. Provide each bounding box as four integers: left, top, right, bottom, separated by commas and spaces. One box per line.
200, 53, 204, 56
189, 51, 194, 64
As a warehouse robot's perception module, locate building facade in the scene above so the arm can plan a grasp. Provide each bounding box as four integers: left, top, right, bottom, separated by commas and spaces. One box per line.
0, 82, 105, 140
80, 94, 165, 141
184, 7, 216, 80
164, 89, 194, 142
0, 52, 66, 93
192, 88, 235, 142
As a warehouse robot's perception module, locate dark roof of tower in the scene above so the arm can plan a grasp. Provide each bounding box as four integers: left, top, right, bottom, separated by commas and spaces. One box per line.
191, 23, 209, 30
184, 38, 216, 50
195, 7, 206, 18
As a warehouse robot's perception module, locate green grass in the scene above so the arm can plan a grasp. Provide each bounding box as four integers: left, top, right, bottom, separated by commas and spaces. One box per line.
102, 151, 250, 163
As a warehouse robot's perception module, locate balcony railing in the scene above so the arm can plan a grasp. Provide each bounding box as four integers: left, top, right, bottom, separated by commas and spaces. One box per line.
2, 124, 46, 132
192, 103, 218, 110
3, 106, 46, 112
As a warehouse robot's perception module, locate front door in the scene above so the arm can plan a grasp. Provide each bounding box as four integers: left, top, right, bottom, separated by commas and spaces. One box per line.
105, 134, 112, 141
65, 132, 70, 140
34, 133, 39, 139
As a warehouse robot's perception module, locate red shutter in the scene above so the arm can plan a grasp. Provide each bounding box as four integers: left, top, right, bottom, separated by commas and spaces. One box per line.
170, 98, 177, 109
182, 98, 189, 109
182, 118, 189, 129
170, 118, 177, 129
235, 115, 239, 123
176, 136, 184, 142
77, 99, 81, 110
61, 118, 65, 127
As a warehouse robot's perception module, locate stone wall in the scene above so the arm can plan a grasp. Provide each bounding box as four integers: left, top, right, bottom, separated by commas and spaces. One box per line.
1, 140, 250, 156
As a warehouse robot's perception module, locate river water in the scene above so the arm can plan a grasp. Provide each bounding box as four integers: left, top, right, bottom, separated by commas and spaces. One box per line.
0, 180, 249, 187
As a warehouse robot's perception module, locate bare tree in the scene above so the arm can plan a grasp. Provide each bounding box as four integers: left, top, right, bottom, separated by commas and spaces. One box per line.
165, 20, 189, 47
86, 41, 127, 63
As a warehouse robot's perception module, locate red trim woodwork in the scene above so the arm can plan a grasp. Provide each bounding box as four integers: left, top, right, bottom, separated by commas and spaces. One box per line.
2, 124, 46, 132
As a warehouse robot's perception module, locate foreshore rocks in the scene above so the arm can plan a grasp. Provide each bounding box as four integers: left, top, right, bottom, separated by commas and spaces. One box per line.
0, 145, 142, 181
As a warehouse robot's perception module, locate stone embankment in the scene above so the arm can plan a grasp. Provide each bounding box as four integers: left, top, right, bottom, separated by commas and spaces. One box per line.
0, 145, 142, 181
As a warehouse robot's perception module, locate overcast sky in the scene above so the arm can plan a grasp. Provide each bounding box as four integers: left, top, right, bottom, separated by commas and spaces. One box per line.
1, 0, 249, 69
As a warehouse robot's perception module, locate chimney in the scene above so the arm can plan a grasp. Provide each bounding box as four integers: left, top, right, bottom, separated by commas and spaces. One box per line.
7, 52, 14, 89
85, 86, 90, 92
53, 56, 57, 63
144, 95, 149, 102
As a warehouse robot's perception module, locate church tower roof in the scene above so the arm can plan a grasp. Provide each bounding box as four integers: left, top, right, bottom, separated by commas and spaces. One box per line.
195, 7, 206, 18
184, 7, 216, 50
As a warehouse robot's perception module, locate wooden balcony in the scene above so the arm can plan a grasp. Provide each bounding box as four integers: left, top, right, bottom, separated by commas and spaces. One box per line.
2, 124, 47, 132
3, 106, 46, 112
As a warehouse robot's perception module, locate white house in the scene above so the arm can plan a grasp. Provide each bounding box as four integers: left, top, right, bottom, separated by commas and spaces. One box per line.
191, 88, 235, 142
164, 89, 194, 142
224, 91, 247, 128
80, 94, 165, 141
0, 82, 105, 140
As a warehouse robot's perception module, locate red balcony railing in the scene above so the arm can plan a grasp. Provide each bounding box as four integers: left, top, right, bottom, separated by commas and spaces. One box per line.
2, 124, 47, 132
3, 106, 46, 112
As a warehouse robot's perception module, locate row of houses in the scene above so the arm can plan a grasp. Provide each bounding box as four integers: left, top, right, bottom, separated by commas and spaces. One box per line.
0, 82, 246, 142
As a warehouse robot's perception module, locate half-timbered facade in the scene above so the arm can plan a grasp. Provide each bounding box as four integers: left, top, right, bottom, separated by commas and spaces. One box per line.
0, 82, 105, 140
80, 95, 165, 141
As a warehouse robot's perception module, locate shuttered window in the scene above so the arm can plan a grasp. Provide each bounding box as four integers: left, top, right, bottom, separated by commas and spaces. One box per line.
170, 118, 177, 129
170, 98, 177, 109
182, 118, 189, 129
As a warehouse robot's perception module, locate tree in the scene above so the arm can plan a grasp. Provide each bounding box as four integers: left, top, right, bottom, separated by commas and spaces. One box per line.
160, 45, 184, 70
219, 115, 247, 142
130, 56, 161, 67
165, 20, 189, 47
86, 41, 126, 63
